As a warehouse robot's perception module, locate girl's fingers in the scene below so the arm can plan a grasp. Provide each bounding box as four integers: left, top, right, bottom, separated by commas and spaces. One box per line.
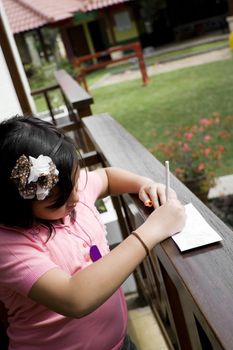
140, 183, 178, 209
157, 187, 177, 205
139, 189, 151, 206
140, 188, 159, 208
157, 188, 166, 205
148, 192, 160, 208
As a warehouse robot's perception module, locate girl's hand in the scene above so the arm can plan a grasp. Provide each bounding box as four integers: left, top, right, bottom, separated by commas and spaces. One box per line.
139, 181, 177, 209
136, 198, 186, 246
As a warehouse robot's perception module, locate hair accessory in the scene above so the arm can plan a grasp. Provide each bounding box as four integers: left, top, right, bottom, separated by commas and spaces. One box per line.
11, 154, 59, 200
131, 231, 149, 256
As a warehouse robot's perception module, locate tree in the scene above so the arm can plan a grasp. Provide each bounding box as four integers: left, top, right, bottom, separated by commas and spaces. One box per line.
136, 0, 167, 33
228, 0, 233, 15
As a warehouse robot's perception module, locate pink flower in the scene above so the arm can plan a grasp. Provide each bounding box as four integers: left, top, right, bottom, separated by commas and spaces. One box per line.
203, 135, 211, 142
182, 143, 190, 152
203, 148, 211, 156
197, 163, 205, 172
200, 118, 215, 126
200, 118, 211, 126
185, 132, 193, 141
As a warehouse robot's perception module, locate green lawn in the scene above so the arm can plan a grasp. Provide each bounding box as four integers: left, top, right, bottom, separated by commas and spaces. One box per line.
30, 42, 233, 177
91, 58, 233, 176
85, 39, 229, 85
145, 39, 228, 65
31, 39, 229, 110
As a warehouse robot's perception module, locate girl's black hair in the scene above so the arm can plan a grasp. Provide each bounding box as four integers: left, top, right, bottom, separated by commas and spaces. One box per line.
0, 115, 81, 228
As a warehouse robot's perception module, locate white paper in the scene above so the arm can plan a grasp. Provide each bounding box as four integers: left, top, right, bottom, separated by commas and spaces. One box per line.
172, 203, 222, 252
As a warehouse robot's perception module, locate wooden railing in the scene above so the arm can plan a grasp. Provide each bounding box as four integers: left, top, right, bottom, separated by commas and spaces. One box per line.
31, 70, 95, 152
31, 84, 65, 125
82, 113, 233, 350
73, 42, 149, 91
54, 70, 93, 120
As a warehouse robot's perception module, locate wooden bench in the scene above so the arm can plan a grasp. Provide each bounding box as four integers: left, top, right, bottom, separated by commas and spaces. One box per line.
82, 113, 233, 350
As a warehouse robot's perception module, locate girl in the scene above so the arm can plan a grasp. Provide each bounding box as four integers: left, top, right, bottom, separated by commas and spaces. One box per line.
0, 116, 186, 350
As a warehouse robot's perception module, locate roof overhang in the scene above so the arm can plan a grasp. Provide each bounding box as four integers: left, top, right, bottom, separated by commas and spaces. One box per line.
3, 0, 132, 34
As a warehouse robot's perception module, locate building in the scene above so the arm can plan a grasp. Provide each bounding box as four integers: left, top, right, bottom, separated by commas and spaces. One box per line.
2, 0, 138, 67
2, 0, 233, 79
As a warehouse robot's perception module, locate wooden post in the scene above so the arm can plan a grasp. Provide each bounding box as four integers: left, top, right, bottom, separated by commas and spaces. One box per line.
0, 12, 33, 114
134, 42, 149, 86
37, 29, 50, 62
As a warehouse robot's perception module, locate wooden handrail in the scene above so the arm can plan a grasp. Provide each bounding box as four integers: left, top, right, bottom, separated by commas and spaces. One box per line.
73, 42, 149, 90
54, 69, 94, 152
82, 113, 233, 350
54, 70, 93, 110
31, 84, 60, 95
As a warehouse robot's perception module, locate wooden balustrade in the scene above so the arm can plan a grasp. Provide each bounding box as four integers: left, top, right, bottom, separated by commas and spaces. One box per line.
32, 70, 95, 152
31, 84, 66, 125
73, 42, 149, 91
82, 113, 233, 350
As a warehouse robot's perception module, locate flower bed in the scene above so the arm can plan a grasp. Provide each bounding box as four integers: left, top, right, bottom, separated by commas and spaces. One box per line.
152, 113, 233, 202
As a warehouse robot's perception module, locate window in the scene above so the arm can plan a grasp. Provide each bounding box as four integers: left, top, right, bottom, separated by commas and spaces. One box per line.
114, 11, 132, 31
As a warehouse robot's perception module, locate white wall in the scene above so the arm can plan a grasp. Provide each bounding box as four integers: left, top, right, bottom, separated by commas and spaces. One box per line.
0, 46, 22, 120
0, 2, 35, 121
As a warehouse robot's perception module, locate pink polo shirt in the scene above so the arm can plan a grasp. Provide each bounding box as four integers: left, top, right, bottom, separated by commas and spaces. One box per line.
0, 171, 128, 350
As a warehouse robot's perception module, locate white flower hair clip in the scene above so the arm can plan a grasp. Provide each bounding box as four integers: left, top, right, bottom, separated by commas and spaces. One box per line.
11, 154, 59, 200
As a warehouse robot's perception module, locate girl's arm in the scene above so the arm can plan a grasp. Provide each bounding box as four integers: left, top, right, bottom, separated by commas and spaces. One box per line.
29, 199, 185, 318
29, 168, 186, 319
96, 167, 176, 208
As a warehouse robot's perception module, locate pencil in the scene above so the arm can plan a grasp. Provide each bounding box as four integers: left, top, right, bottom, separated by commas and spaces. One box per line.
165, 160, 170, 201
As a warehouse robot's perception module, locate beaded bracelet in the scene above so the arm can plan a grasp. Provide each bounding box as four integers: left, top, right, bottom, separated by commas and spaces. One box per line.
131, 231, 149, 256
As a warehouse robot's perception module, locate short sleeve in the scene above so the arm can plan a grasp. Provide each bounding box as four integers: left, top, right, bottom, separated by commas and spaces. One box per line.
0, 228, 58, 296
78, 170, 103, 203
